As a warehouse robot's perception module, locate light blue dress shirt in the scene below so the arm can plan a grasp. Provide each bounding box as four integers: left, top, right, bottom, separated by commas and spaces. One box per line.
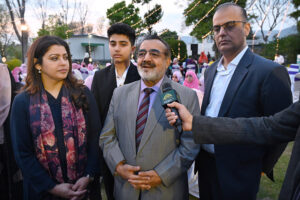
202, 46, 248, 153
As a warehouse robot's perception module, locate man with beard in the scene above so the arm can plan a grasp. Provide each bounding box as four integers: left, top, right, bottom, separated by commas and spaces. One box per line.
99, 34, 200, 200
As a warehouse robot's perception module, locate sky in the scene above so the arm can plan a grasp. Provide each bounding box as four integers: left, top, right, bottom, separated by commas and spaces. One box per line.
6, 0, 298, 38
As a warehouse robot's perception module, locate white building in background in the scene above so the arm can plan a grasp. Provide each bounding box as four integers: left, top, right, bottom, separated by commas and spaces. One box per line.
66, 34, 110, 63
181, 36, 215, 58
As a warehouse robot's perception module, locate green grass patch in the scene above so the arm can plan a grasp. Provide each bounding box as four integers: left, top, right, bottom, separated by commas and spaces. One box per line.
257, 142, 293, 200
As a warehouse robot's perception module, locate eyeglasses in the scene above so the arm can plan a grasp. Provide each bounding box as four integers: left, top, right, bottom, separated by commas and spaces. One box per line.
212, 21, 246, 35
137, 49, 165, 59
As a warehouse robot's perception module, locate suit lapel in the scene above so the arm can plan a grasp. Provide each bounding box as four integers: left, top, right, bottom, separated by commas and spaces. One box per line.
137, 78, 167, 153
201, 62, 218, 115
127, 81, 141, 156
218, 49, 254, 117
109, 64, 117, 89
125, 62, 140, 84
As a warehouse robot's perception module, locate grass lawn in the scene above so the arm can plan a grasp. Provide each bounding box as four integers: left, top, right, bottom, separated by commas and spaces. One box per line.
257, 142, 293, 200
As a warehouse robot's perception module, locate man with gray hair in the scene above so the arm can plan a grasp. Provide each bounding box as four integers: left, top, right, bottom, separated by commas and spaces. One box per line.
100, 34, 200, 200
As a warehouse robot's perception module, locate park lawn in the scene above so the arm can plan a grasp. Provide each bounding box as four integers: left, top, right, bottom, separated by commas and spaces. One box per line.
257, 142, 293, 200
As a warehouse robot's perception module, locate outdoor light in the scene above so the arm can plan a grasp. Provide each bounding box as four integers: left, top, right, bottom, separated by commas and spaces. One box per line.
21, 24, 28, 31
89, 57, 92, 62
1, 56, 6, 63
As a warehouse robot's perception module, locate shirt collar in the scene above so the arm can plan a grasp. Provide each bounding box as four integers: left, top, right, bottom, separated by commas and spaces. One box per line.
115, 64, 131, 79
140, 77, 164, 93
217, 46, 248, 72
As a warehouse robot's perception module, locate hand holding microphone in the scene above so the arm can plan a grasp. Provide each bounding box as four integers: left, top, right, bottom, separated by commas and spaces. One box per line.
161, 83, 193, 132
160, 83, 193, 132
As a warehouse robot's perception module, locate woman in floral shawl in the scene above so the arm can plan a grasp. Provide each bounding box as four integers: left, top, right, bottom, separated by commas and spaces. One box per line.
10, 36, 101, 200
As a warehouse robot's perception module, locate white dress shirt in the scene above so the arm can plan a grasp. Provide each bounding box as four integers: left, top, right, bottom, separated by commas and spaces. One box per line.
115, 65, 130, 87
203, 46, 248, 153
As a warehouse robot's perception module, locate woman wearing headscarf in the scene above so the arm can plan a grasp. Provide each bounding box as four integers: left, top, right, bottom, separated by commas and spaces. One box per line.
0, 63, 23, 200
183, 70, 204, 199
172, 71, 184, 85
10, 36, 101, 200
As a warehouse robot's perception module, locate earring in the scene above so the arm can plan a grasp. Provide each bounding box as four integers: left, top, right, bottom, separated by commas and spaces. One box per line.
38, 69, 41, 74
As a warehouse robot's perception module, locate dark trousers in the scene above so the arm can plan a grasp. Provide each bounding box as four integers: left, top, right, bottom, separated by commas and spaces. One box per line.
0, 144, 23, 200
101, 159, 114, 200
88, 175, 102, 200
197, 150, 222, 200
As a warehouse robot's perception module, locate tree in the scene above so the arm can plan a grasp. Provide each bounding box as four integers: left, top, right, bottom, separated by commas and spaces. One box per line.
96, 16, 107, 35
260, 33, 300, 64
184, 0, 247, 41
165, 39, 187, 63
34, 0, 48, 30
58, 0, 77, 25
290, 0, 300, 31
160, 29, 179, 41
142, 4, 163, 34
37, 14, 73, 39
0, 4, 12, 59
69, 22, 93, 35
5, 0, 28, 63
107, 1, 142, 30
251, 0, 290, 43
132, 0, 152, 5
77, 1, 88, 34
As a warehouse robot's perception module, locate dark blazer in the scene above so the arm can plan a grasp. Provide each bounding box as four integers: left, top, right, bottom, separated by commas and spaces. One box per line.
192, 101, 300, 200
199, 48, 292, 199
91, 62, 140, 125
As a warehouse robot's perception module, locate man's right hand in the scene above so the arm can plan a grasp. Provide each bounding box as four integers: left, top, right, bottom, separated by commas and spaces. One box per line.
165, 102, 193, 131
115, 162, 151, 190
48, 183, 86, 199
115, 162, 141, 180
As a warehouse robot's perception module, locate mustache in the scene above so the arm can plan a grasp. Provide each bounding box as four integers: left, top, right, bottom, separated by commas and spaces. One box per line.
141, 61, 156, 68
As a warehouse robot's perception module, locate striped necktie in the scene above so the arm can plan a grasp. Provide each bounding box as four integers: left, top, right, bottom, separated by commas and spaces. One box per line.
136, 88, 154, 150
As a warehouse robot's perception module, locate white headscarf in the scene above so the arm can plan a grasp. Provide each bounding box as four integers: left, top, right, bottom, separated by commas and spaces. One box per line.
0, 64, 12, 144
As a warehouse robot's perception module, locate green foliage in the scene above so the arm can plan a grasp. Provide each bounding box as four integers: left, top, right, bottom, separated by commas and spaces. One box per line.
37, 28, 50, 37
106, 1, 142, 30
5, 43, 22, 61
132, 0, 152, 5
37, 15, 73, 39
292, 0, 300, 7
6, 58, 22, 71
160, 29, 179, 41
107, 1, 163, 34
142, 4, 163, 34
165, 39, 188, 62
260, 34, 300, 64
184, 0, 247, 40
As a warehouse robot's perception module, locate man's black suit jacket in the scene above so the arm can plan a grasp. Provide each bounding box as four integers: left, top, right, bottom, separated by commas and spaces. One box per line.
193, 101, 300, 200
198, 48, 292, 199
91, 62, 141, 126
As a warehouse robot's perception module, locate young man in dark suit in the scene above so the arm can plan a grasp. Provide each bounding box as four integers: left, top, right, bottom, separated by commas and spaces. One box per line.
194, 2, 292, 200
91, 23, 140, 200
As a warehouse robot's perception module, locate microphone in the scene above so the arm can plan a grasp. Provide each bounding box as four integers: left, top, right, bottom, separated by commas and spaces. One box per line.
160, 82, 182, 134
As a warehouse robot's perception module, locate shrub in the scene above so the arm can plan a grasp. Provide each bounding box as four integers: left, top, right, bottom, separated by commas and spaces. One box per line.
6, 58, 22, 71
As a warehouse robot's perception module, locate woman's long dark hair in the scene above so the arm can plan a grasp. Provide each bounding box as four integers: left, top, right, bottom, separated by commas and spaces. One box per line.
24, 35, 88, 110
